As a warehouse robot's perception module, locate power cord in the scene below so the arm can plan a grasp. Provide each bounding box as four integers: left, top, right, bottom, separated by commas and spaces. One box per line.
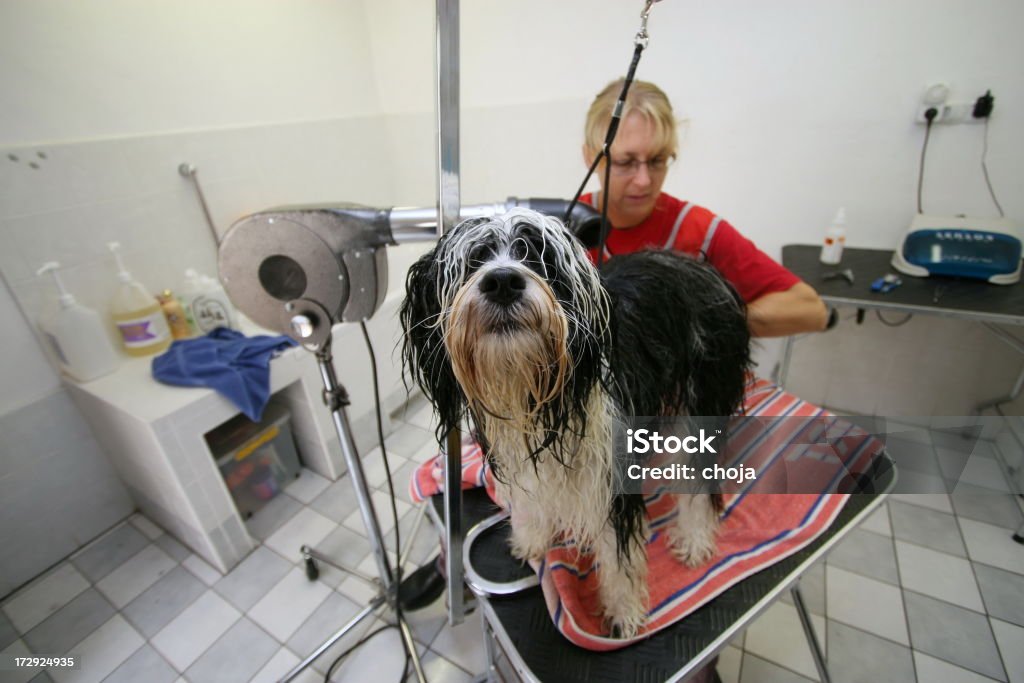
916, 107, 937, 214
322, 322, 409, 683
981, 117, 1005, 218
875, 310, 913, 327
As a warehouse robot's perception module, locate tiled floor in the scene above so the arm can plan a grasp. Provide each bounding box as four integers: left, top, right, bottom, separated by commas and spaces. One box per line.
2, 408, 1021, 683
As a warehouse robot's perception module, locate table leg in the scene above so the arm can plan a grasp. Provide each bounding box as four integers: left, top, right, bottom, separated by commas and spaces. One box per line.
792, 584, 831, 683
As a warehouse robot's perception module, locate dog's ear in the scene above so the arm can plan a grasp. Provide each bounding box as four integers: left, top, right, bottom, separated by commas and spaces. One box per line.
400, 249, 465, 443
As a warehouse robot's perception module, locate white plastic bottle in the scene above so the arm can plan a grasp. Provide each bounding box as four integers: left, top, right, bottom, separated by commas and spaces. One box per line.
36, 262, 119, 381
180, 268, 239, 334
108, 242, 172, 356
820, 208, 847, 265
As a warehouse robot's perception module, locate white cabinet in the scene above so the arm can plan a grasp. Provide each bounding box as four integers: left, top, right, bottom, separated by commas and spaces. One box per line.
65, 342, 342, 573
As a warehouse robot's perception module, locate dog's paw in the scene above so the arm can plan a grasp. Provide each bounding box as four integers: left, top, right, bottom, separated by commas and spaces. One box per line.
668, 527, 717, 568
604, 607, 646, 640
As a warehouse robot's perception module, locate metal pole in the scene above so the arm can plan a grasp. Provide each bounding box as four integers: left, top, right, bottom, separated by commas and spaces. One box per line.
316, 347, 394, 588
791, 585, 832, 683
436, 0, 466, 626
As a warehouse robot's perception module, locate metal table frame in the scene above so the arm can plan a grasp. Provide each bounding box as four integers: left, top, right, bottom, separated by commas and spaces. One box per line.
777, 245, 1024, 415
423, 455, 896, 683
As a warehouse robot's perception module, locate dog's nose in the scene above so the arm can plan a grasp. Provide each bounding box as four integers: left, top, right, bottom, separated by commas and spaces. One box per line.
479, 268, 526, 305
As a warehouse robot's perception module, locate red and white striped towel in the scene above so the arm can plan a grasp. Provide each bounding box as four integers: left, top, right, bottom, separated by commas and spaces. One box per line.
410, 377, 885, 650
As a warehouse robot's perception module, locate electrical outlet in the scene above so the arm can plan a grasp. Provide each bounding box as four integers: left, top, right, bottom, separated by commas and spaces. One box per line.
916, 105, 945, 124
915, 101, 987, 125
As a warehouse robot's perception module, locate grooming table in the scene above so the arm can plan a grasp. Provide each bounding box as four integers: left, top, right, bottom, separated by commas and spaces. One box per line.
425, 453, 896, 683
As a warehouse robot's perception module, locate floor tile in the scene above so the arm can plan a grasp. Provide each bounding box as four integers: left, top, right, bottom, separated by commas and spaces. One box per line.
336, 575, 380, 606
325, 623, 408, 682
826, 566, 908, 645
284, 591, 365, 668
886, 421, 933, 445
343, 491, 411, 536
213, 546, 292, 612
389, 458, 421, 505
150, 590, 240, 673
400, 402, 435, 432
904, 591, 1006, 681
889, 500, 967, 557
824, 620, 914, 683
429, 611, 487, 675
285, 468, 332, 504
895, 541, 985, 612
2, 564, 90, 634
101, 644, 177, 683
974, 563, 1024, 628
121, 566, 205, 638
248, 567, 333, 642
959, 518, 1024, 574
913, 651, 1003, 683
23, 589, 115, 656
153, 534, 190, 563
405, 650, 473, 683
181, 554, 221, 587
264, 507, 338, 562
990, 618, 1023, 683
310, 525, 372, 579
184, 617, 279, 683
95, 545, 176, 609
889, 493, 953, 514
245, 492, 304, 541
745, 601, 826, 680
128, 514, 164, 541
954, 454, 1011, 493
0, 609, 19, 650
858, 504, 891, 537
248, 647, 301, 683
384, 425, 435, 460
362, 449, 410, 490
951, 484, 1023, 530
402, 594, 449, 648
825, 528, 899, 585
69, 524, 149, 584
717, 645, 742, 683
2, 640, 41, 683
738, 653, 815, 683
309, 475, 361, 523
50, 615, 143, 683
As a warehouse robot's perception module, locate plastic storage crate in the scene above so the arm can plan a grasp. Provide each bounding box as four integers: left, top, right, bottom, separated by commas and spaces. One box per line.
205, 403, 302, 518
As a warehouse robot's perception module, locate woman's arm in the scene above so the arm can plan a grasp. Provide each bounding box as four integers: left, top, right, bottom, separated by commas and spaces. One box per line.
746, 281, 828, 337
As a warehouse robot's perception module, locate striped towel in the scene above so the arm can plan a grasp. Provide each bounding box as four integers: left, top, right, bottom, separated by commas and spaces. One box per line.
409, 377, 885, 650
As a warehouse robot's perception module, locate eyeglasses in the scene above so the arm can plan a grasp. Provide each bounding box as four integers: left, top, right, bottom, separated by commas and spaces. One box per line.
608, 155, 674, 177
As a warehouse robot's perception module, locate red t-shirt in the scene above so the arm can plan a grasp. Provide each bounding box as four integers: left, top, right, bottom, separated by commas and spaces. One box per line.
582, 193, 799, 303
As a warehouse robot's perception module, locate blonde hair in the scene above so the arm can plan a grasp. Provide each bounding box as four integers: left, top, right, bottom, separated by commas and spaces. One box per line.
584, 79, 678, 158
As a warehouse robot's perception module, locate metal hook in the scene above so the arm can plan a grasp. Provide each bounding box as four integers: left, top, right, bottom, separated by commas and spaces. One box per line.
636, 0, 660, 48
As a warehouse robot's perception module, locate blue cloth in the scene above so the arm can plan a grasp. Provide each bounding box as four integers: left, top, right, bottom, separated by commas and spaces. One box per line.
152, 328, 298, 421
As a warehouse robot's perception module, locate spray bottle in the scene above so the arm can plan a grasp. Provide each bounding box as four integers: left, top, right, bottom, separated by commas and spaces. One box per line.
820, 207, 847, 265
108, 242, 172, 356
36, 262, 119, 381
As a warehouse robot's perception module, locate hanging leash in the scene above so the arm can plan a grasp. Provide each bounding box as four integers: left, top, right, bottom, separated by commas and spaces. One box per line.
565, 0, 663, 267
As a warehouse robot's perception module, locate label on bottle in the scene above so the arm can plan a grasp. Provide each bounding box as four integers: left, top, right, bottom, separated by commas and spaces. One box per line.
191, 295, 232, 333
116, 312, 169, 348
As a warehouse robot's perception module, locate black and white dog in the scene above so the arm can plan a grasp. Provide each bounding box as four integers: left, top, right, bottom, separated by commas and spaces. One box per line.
400, 209, 751, 636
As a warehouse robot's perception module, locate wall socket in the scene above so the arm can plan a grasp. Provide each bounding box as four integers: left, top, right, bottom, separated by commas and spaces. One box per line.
915, 101, 987, 125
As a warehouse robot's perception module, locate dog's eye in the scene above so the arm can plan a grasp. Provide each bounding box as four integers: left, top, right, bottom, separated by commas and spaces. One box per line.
468, 244, 491, 268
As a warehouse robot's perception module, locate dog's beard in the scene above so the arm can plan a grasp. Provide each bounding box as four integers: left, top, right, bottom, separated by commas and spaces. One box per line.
446, 270, 570, 425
